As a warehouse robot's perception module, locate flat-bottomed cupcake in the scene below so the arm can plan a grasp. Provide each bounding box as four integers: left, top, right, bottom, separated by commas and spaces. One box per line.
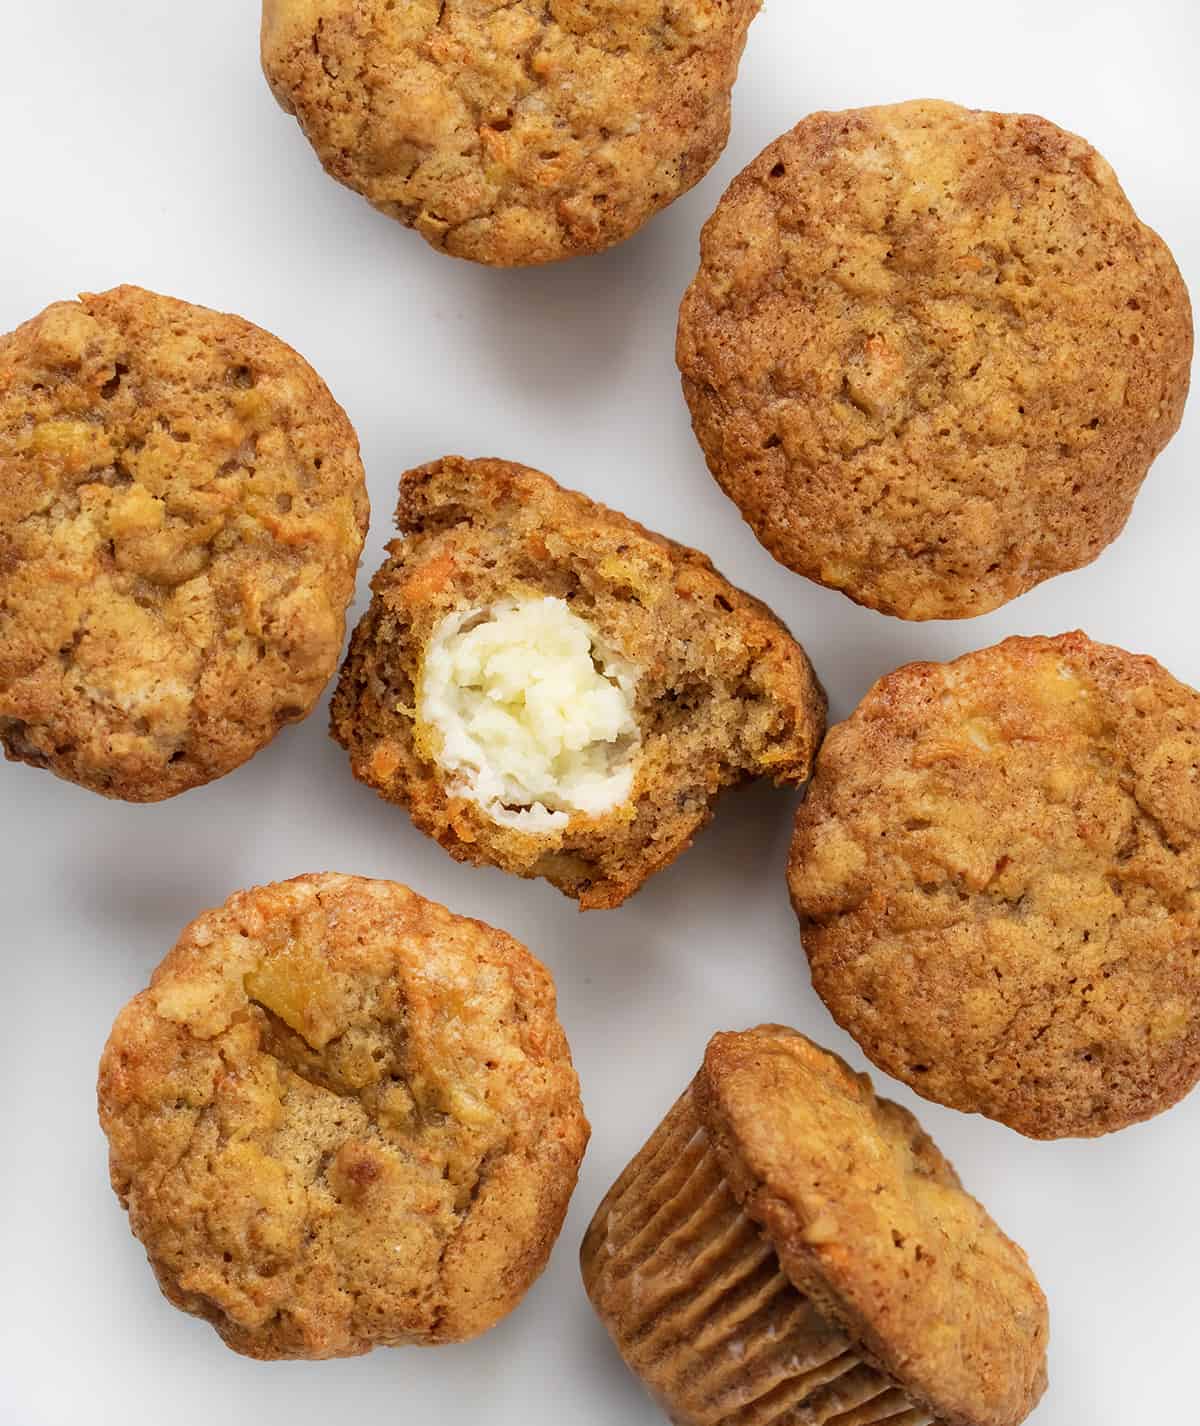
790, 632, 1200, 1138
98, 872, 588, 1358
0, 286, 368, 800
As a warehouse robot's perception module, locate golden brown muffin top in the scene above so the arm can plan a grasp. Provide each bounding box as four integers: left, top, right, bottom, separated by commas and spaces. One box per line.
0, 286, 368, 800
98, 873, 588, 1359
261, 0, 760, 265
695, 1027, 1048, 1426
330, 455, 826, 908
790, 632, 1200, 1138
678, 99, 1193, 619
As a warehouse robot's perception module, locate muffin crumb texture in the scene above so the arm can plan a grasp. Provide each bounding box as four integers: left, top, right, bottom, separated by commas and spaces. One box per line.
98, 873, 588, 1359
678, 99, 1193, 619
331, 456, 826, 908
261, 0, 761, 265
0, 286, 368, 800
790, 632, 1200, 1138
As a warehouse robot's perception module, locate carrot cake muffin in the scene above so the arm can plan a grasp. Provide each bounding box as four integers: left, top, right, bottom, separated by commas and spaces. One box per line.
583, 1025, 1048, 1426
0, 286, 368, 800
98, 872, 588, 1359
330, 456, 826, 908
678, 99, 1193, 619
790, 632, 1200, 1138
261, 0, 762, 265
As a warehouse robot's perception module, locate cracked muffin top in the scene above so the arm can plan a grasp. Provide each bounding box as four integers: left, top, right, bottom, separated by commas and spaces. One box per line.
678, 99, 1193, 619
789, 632, 1200, 1138
97, 873, 588, 1359
0, 286, 368, 801
260, 0, 761, 266
694, 1027, 1048, 1426
330, 456, 825, 908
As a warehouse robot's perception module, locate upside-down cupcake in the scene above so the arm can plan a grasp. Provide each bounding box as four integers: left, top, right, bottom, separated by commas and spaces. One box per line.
0, 286, 368, 800
98, 873, 588, 1359
789, 631, 1200, 1139
261, 0, 762, 266
677, 99, 1193, 620
582, 1027, 1048, 1426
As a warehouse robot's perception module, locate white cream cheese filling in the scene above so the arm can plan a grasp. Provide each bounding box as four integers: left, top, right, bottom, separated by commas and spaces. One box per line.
416, 597, 641, 831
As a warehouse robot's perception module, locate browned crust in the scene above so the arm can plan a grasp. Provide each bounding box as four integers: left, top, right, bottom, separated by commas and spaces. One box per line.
97, 872, 588, 1358
678, 99, 1193, 619
329, 455, 826, 908
261, 0, 761, 266
789, 631, 1200, 1138
693, 1027, 1049, 1426
0, 286, 369, 801
581, 1084, 925, 1426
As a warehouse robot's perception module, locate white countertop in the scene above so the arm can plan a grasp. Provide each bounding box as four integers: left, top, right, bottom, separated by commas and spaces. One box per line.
1, 3, 1196, 1423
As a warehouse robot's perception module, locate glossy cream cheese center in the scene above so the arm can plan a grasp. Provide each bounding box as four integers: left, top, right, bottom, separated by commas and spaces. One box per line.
417, 597, 640, 830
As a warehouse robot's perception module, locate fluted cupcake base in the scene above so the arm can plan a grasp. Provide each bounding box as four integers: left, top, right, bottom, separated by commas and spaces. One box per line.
582, 1088, 934, 1426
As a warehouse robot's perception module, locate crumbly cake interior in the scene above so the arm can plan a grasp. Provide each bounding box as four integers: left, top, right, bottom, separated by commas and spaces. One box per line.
331, 456, 825, 907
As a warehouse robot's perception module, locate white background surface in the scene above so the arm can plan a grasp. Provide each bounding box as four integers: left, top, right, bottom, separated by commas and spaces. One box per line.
1, 3, 1196, 1423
